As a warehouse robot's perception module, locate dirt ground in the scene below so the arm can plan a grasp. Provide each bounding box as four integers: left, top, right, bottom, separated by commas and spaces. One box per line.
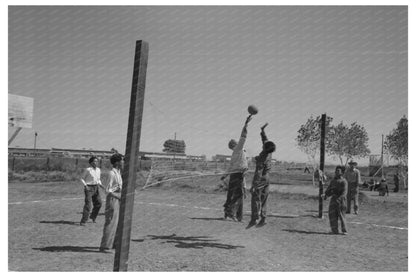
8, 181, 408, 271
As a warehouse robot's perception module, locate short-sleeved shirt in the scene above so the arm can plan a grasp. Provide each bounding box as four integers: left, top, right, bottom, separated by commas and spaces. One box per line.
81, 167, 101, 186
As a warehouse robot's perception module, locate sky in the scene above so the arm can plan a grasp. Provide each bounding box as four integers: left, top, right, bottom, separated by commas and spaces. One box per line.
8, 5, 408, 163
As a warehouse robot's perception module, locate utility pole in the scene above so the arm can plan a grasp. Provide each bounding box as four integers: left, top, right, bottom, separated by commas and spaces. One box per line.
381, 134, 384, 178
318, 114, 326, 219
34, 132, 38, 152
113, 40, 149, 272
174, 132, 176, 161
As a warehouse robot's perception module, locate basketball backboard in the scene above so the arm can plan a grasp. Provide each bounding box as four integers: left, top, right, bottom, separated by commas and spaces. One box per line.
8, 94, 33, 128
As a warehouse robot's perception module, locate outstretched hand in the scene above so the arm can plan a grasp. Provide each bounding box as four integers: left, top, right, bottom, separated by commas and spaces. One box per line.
261, 123, 268, 131
245, 115, 252, 125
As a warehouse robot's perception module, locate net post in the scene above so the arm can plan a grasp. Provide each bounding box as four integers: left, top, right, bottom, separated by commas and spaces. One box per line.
113, 40, 149, 272
318, 114, 326, 218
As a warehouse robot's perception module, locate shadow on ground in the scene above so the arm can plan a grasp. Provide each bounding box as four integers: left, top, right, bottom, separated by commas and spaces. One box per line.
282, 229, 333, 235
33, 246, 100, 253
189, 217, 226, 221
39, 220, 78, 225
268, 214, 298, 218
145, 234, 245, 250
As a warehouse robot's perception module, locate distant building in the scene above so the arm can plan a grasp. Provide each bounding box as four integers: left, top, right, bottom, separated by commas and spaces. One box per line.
8, 147, 114, 159
139, 151, 187, 160
8, 147, 205, 161
49, 148, 114, 159
212, 154, 231, 162
8, 147, 50, 157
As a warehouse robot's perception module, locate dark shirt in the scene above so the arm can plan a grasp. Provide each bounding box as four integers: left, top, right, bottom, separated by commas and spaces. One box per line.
325, 176, 348, 199
252, 131, 272, 188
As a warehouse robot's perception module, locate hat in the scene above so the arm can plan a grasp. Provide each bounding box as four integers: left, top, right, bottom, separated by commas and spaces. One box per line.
348, 160, 358, 165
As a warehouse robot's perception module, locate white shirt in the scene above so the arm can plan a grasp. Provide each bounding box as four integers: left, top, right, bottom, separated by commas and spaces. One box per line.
228, 135, 248, 174
105, 168, 123, 194
80, 167, 102, 186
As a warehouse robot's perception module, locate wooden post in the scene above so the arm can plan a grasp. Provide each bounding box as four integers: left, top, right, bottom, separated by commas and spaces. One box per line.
113, 40, 149, 272
381, 134, 384, 178
318, 114, 326, 218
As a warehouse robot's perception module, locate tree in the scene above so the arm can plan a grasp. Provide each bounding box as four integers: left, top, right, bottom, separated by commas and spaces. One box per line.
163, 139, 186, 154
296, 115, 333, 186
385, 116, 408, 188
327, 121, 370, 166
110, 148, 119, 154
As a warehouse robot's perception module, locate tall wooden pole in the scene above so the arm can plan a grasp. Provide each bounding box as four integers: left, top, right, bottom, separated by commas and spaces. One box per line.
113, 40, 149, 272
318, 114, 326, 218
381, 134, 384, 178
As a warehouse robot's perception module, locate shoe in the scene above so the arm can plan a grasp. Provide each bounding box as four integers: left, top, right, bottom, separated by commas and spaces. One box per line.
246, 220, 257, 229
354, 211, 358, 215
89, 215, 97, 223
257, 218, 266, 227
229, 215, 238, 222
340, 232, 348, 235
80, 222, 86, 226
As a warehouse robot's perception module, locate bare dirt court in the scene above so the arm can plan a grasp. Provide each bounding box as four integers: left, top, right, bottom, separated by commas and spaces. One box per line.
9, 181, 407, 271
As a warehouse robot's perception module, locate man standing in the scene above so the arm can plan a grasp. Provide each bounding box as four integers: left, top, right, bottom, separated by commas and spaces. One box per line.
247, 123, 276, 228
344, 160, 362, 214
322, 166, 348, 235
80, 156, 103, 226
100, 153, 123, 253
393, 171, 400, 192
222, 115, 252, 222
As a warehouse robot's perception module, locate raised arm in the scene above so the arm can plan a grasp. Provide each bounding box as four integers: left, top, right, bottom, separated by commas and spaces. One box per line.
240, 115, 252, 137
260, 123, 268, 144
235, 115, 252, 151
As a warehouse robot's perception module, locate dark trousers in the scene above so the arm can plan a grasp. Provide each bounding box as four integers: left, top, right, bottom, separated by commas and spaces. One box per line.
328, 197, 347, 233
251, 185, 269, 221
81, 185, 102, 223
223, 173, 244, 220
346, 182, 358, 213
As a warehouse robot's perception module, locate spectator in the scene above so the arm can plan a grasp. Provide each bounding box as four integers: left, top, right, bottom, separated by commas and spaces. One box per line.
321, 165, 348, 235
80, 156, 103, 226
99, 153, 123, 253
378, 178, 389, 196
393, 172, 400, 193
344, 160, 362, 215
